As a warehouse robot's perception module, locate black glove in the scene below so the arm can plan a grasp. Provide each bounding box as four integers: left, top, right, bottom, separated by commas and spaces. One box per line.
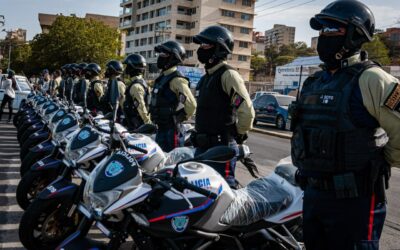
175, 109, 187, 123
235, 133, 248, 144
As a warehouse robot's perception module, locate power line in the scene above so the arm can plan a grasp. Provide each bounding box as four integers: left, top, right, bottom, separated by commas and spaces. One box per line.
255, 0, 281, 9
257, 0, 316, 18
257, 0, 296, 13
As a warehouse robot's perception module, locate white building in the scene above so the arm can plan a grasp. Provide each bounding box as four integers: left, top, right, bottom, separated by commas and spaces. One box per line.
274, 56, 322, 94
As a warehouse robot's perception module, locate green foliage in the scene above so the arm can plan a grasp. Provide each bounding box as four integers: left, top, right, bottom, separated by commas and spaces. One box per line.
275, 55, 296, 66
362, 35, 391, 65
28, 15, 121, 74
0, 39, 32, 74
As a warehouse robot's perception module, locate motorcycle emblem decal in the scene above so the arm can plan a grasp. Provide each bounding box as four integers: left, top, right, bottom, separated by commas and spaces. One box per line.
78, 130, 90, 141
62, 117, 71, 125
105, 161, 124, 177
171, 216, 189, 233
56, 110, 64, 117
47, 185, 57, 193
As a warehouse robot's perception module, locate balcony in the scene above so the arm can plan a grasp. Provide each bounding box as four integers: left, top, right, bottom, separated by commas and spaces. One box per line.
120, 19, 132, 28
119, 7, 133, 16
120, 0, 132, 7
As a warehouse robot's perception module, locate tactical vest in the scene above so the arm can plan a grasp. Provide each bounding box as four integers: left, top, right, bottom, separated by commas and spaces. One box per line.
195, 64, 236, 136
123, 78, 149, 128
149, 70, 188, 128
73, 78, 86, 104
58, 79, 65, 98
291, 61, 386, 174
87, 80, 102, 110
64, 77, 74, 101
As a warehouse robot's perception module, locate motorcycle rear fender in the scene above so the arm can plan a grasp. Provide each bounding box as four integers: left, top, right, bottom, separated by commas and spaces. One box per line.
38, 178, 78, 200
31, 156, 63, 172
31, 140, 55, 153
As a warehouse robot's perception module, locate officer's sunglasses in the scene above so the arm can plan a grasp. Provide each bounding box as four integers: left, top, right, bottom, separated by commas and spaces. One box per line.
199, 43, 214, 49
319, 27, 346, 36
157, 52, 170, 57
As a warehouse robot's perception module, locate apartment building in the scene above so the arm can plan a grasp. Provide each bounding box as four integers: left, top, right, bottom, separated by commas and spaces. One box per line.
265, 24, 295, 48
119, 0, 255, 81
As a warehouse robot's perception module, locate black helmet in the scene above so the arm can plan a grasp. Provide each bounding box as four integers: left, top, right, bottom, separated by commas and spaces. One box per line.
193, 26, 234, 56
310, 0, 375, 48
105, 60, 123, 77
7, 69, 15, 78
69, 63, 80, 74
155, 41, 186, 63
85, 63, 101, 78
123, 54, 147, 70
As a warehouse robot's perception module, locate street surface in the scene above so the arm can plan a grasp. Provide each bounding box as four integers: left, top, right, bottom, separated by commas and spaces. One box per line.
0, 122, 399, 249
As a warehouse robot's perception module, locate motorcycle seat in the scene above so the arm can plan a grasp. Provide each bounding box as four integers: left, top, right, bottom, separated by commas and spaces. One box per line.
220, 176, 293, 226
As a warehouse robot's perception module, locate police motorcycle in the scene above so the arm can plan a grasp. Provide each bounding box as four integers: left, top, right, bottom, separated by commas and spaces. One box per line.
19, 97, 66, 160
13, 90, 37, 127
18, 79, 166, 250
57, 142, 303, 250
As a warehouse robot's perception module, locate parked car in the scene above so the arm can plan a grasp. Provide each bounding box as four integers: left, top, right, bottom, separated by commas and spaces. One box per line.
253, 94, 296, 130
250, 91, 280, 101
0, 74, 32, 112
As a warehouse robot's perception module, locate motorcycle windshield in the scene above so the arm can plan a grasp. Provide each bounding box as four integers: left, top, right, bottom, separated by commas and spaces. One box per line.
55, 114, 78, 133
164, 147, 195, 166
70, 126, 100, 150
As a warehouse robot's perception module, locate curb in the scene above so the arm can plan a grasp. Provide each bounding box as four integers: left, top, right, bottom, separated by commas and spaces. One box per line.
251, 128, 292, 139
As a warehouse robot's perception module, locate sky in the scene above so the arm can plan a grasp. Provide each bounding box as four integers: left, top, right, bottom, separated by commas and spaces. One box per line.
0, 0, 399, 46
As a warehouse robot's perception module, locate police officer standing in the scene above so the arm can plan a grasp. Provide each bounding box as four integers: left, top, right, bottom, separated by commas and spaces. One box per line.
85, 63, 104, 114
73, 63, 88, 104
65, 63, 78, 102
103, 60, 126, 117
149, 41, 196, 152
290, 1, 400, 249
122, 54, 151, 130
192, 26, 255, 187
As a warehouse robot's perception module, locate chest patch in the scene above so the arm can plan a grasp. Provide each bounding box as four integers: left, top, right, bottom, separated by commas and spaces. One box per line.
320, 94, 335, 105
384, 83, 400, 113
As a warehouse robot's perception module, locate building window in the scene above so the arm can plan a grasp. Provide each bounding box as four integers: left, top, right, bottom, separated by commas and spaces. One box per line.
238, 55, 248, 61
221, 24, 234, 32
140, 51, 146, 57
147, 50, 152, 58
176, 35, 183, 41
240, 27, 250, 34
140, 38, 147, 46
141, 25, 148, 33
177, 20, 192, 30
135, 27, 140, 34
222, 10, 235, 18
155, 21, 166, 30
187, 50, 194, 58
136, 15, 141, 22
155, 35, 163, 44
185, 36, 192, 44
157, 7, 167, 16
143, 0, 149, 7
135, 39, 139, 46
142, 12, 149, 20
191, 8, 197, 15
137, 2, 141, 9
151, 0, 155, 4
241, 13, 251, 20
126, 41, 131, 48
223, 0, 236, 3
148, 37, 153, 44
239, 41, 248, 48
242, 0, 251, 6
149, 24, 154, 31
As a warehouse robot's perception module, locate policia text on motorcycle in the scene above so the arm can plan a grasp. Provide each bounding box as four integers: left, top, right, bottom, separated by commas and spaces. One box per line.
289, 1, 400, 249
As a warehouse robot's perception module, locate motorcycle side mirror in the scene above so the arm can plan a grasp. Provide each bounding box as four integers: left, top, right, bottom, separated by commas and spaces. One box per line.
109, 79, 119, 106
132, 123, 157, 134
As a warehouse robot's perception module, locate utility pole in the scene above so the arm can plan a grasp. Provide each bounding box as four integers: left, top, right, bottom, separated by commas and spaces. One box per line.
7, 41, 11, 70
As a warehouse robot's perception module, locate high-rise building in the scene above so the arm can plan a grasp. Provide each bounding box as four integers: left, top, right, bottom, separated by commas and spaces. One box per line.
5, 29, 27, 42
252, 31, 266, 54
265, 24, 295, 48
311, 36, 318, 51
119, 0, 255, 81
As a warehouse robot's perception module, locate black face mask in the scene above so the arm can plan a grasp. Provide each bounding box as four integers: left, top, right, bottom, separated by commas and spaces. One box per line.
157, 56, 170, 70
317, 35, 347, 70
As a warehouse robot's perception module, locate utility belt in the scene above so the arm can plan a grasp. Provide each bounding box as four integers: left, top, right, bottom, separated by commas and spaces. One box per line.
191, 132, 232, 149
297, 164, 390, 202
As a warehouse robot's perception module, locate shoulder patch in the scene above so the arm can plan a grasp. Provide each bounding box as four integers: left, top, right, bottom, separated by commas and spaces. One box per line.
384, 83, 400, 113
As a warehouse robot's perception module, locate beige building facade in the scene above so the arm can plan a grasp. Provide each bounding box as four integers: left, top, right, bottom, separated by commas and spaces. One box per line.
120, 0, 255, 81
265, 24, 295, 48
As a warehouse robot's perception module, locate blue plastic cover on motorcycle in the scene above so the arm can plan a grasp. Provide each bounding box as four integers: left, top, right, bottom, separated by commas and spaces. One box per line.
51, 109, 67, 124
70, 127, 99, 150
55, 114, 77, 133
220, 176, 293, 226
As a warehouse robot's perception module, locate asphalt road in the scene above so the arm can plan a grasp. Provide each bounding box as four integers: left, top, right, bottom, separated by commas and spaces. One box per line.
0, 122, 399, 249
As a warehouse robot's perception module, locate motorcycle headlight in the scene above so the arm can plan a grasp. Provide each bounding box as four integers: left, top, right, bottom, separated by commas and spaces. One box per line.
65, 147, 88, 162
88, 191, 121, 213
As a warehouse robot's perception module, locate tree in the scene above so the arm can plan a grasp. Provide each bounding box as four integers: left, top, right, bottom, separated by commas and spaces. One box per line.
362, 35, 391, 65
250, 52, 267, 79
29, 15, 121, 73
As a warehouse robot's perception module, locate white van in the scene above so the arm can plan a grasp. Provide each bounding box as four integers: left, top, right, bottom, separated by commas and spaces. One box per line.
0, 74, 32, 111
